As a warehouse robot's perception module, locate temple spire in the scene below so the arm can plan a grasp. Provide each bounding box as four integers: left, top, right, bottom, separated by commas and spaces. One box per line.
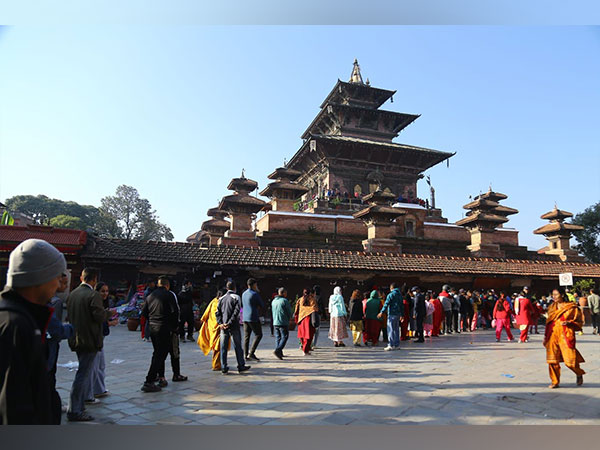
349, 59, 364, 84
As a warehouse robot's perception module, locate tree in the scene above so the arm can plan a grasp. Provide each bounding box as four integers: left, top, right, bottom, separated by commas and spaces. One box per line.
572, 202, 600, 263
49, 215, 85, 230
100, 185, 173, 241
4, 194, 119, 237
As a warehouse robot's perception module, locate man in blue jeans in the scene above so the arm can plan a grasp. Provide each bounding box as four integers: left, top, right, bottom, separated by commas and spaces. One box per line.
271, 287, 292, 360
216, 281, 251, 374
378, 283, 403, 351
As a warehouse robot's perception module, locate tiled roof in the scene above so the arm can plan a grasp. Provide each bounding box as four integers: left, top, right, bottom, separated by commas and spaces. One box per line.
82, 238, 600, 278
0, 225, 87, 250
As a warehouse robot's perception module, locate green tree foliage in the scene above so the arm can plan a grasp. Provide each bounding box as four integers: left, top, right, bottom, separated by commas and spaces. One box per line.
49, 215, 85, 230
100, 185, 173, 241
4, 194, 118, 236
572, 202, 600, 263
574, 279, 595, 295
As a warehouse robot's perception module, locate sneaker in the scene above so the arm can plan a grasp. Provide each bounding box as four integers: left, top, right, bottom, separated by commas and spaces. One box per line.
67, 412, 94, 422
157, 378, 168, 387
141, 382, 162, 393
338, 342, 346, 347
273, 350, 283, 360
94, 391, 109, 398
416, 339, 425, 343
238, 365, 251, 373
384, 346, 393, 351
246, 354, 260, 362
221, 368, 229, 374
172, 375, 188, 382
393, 346, 401, 351
84, 398, 99, 404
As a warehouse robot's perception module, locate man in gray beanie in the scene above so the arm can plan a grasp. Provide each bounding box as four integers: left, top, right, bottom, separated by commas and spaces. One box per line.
0, 238, 67, 424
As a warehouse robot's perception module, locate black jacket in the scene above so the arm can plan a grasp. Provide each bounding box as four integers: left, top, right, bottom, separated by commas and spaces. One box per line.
348, 297, 364, 321
141, 287, 179, 333
413, 293, 426, 317
177, 288, 194, 311
216, 291, 241, 329
0, 289, 53, 424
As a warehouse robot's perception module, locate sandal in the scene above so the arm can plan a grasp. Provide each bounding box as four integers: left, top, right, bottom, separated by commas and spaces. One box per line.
172, 375, 188, 382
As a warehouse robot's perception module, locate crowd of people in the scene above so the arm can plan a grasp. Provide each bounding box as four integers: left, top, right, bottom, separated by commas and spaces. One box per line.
0, 239, 595, 424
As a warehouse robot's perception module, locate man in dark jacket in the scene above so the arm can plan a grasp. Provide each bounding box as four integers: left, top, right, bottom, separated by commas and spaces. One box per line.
141, 276, 179, 392
411, 286, 426, 343
178, 280, 195, 342
216, 281, 250, 374
66, 267, 113, 421
0, 238, 67, 424
241, 278, 264, 361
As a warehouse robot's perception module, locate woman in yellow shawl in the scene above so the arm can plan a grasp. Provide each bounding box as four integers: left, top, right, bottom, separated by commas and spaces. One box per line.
543, 287, 585, 388
294, 288, 319, 356
197, 290, 225, 371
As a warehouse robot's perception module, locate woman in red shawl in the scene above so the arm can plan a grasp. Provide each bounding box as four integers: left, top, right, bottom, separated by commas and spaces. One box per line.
544, 287, 585, 388
294, 288, 319, 356
431, 294, 443, 337
514, 290, 534, 343
493, 292, 514, 342
400, 294, 411, 341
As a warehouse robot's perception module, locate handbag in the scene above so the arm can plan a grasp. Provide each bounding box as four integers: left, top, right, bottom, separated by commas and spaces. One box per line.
491, 319, 497, 328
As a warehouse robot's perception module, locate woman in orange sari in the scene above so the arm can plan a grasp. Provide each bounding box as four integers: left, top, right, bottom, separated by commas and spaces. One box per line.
544, 287, 585, 388
294, 288, 319, 356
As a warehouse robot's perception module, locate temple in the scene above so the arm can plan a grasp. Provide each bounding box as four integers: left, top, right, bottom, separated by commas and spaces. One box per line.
2, 61, 598, 296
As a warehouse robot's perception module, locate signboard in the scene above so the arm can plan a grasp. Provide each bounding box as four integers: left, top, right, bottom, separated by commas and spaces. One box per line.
559, 272, 573, 286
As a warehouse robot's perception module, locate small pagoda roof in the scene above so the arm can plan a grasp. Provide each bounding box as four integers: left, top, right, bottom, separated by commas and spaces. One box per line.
462, 198, 500, 210
227, 177, 258, 193
259, 181, 309, 198
320, 79, 396, 110
492, 205, 519, 216
477, 190, 508, 202
200, 218, 230, 232
353, 204, 406, 220
207, 207, 228, 219
541, 207, 574, 221
534, 222, 584, 235
363, 190, 397, 204
219, 194, 268, 213
456, 212, 508, 227
266, 167, 303, 181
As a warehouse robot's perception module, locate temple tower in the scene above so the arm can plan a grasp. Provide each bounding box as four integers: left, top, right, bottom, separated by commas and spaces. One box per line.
218, 174, 268, 247
354, 189, 406, 253
259, 167, 308, 212
534, 207, 584, 261
286, 60, 455, 214
199, 207, 230, 245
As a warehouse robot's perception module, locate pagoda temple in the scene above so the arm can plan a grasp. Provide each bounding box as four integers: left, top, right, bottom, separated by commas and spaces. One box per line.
534, 207, 585, 262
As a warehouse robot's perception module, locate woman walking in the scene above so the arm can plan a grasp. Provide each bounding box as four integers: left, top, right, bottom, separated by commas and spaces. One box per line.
423, 294, 435, 337
471, 291, 482, 331
493, 292, 514, 342
294, 288, 319, 355
348, 289, 364, 346
544, 287, 585, 388
328, 287, 349, 347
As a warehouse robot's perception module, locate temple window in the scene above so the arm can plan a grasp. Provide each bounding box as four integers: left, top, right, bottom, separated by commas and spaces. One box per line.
405, 220, 415, 237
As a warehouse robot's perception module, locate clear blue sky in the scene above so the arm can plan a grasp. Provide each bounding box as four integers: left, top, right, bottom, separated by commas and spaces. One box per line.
1, 26, 599, 250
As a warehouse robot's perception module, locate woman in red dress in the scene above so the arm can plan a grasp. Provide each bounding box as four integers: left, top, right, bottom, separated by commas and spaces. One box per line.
294, 288, 319, 355
493, 292, 514, 342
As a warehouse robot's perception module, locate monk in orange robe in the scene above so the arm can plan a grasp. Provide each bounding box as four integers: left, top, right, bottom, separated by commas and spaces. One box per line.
544, 288, 585, 388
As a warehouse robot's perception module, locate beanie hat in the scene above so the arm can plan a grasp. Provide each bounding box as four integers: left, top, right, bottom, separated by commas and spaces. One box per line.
6, 239, 67, 288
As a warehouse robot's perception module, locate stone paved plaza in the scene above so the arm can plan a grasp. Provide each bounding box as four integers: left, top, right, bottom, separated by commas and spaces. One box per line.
56, 323, 600, 425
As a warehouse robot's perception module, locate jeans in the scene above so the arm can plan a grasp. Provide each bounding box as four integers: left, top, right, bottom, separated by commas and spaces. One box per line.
591, 313, 599, 331
243, 321, 263, 357
274, 325, 289, 353
220, 325, 246, 370
415, 313, 424, 341
164, 332, 181, 378
88, 348, 106, 397
387, 315, 400, 347
313, 323, 320, 347
444, 310, 453, 333
68, 351, 97, 415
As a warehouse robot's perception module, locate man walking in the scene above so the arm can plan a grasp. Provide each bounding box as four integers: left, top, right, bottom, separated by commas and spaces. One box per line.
67, 268, 114, 421
242, 278, 264, 361
412, 286, 426, 343
271, 287, 292, 360
0, 239, 67, 424
378, 283, 403, 351
216, 281, 251, 374
588, 288, 600, 334
167, 284, 188, 382
178, 279, 195, 342
141, 276, 180, 392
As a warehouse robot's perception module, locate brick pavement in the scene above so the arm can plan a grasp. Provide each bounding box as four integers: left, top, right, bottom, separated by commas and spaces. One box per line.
56, 323, 600, 425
